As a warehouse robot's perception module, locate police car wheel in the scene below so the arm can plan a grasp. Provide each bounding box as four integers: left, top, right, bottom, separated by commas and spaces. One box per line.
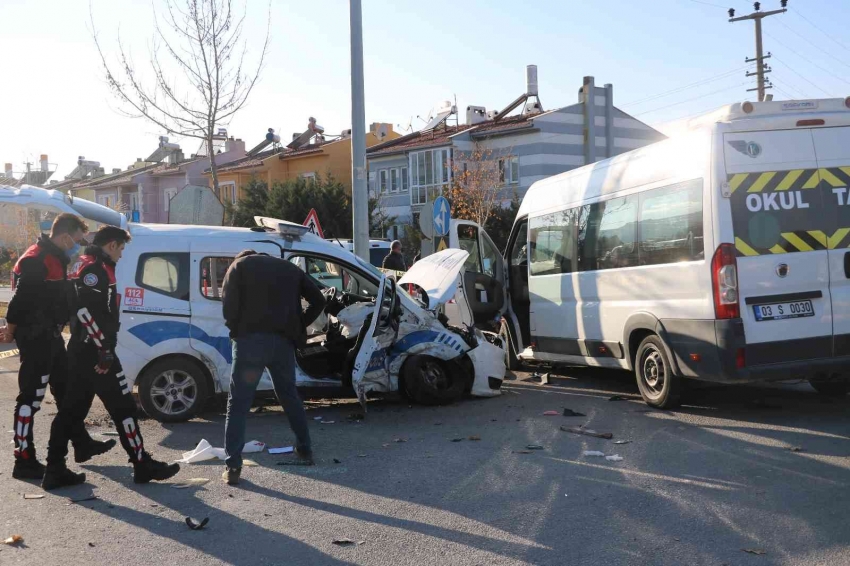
809, 380, 850, 397
138, 358, 210, 423
402, 355, 465, 405
635, 335, 681, 409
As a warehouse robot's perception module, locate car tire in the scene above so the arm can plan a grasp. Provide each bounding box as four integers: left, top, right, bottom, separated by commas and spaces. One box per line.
809, 380, 850, 397
138, 358, 210, 423
635, 335, 681, 409
402, 355, 465, 405
499, 320, 520, 372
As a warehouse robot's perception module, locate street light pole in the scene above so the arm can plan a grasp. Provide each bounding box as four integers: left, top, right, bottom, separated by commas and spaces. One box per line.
349, 0, 369, 261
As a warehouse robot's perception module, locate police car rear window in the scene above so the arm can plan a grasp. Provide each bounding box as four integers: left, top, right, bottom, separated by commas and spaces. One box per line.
731, 168, 850, 256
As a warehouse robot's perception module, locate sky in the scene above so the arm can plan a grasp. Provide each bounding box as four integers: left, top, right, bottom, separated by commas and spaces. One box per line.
2, 0, 849, 181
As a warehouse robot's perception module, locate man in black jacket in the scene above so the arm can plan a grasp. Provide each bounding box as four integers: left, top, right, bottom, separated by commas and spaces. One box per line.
42, 226, 180, 490
221, 250, 325, 485
382, 240, 407, 272
1, 214, 113, 481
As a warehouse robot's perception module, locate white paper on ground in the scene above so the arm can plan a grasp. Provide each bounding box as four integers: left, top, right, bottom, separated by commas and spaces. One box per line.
268, 446, 294, 455
177, 439, 265, 463
582, 450, 605, 457
605, 454, 624, 462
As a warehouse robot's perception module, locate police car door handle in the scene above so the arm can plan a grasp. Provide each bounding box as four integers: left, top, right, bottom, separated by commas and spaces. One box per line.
844, 252, 850, 279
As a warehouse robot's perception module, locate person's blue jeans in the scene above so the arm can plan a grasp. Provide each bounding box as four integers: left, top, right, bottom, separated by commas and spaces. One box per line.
224, 333, 311, 469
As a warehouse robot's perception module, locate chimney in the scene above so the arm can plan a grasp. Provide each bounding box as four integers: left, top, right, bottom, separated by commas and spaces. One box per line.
40, 154, 49, 172
225, 138, 246, 154
3, 163, 12, 178
466, 106, 487, 125
526, 65, 538, 97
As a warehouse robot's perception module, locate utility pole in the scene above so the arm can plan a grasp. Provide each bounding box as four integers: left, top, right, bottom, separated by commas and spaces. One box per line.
729, 1, 787, 102
349, 0, 369, 261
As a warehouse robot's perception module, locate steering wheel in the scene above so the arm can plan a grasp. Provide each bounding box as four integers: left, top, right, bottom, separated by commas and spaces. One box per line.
323, 286, 338, 303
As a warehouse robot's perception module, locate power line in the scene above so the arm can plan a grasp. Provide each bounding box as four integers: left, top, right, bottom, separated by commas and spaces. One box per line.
770, 54, 834, 97
688, 0, 729, 8
634, 81, 750, 117
766, 29, 850, 89
621, 65, 753, 107
770, 75, 810, 99
792, 8, 850, 55
774, 18, 850, 75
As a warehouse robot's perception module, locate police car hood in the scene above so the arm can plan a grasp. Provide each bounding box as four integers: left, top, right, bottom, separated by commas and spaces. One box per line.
398, 248, 469, 308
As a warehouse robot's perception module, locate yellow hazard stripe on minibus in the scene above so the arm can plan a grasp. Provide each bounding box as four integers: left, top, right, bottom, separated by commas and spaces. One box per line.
737, 228, 850, 256
735, 237, 758, 256
727, 168, 850, 193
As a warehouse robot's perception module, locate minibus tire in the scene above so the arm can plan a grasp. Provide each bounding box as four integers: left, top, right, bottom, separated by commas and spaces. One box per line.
138, 358, 209, 423
402, 355, 464, 405
809, 380, 850, 397
635, 335, 681, 409
499, 320, 520, 371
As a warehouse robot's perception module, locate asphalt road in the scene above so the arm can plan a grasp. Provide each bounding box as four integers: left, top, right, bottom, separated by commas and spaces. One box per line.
1, 348, 848, 566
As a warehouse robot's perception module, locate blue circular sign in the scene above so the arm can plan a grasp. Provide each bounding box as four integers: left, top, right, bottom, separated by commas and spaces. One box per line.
433, 196, 451, 237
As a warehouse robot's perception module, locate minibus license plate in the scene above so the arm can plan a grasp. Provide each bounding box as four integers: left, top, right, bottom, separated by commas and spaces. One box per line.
753, 300, 814, 321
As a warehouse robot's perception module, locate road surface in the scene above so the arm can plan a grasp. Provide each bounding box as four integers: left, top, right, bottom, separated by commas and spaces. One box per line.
0, 353, 848, 565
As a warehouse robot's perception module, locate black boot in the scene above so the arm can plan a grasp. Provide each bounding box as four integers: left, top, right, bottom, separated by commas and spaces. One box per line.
12, 458, 46, 480
74, 439, 117, 463
42, 465, 86, 491
133, 454, 180, 484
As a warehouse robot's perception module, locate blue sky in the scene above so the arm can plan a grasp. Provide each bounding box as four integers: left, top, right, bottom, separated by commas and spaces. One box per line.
2, 0, 849, 180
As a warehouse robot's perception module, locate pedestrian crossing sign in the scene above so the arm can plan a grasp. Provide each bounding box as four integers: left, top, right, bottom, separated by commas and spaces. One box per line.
303, 208, 324, 238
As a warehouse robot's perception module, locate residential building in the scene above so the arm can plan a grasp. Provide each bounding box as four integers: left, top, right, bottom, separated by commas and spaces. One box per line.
367, 70, 666, 236
212, 121, 400, 202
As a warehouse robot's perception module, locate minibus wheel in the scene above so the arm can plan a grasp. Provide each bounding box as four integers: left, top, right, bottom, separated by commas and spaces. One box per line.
635, 335, 681, 409
138, 358, 210, 423
499, 320, 520, 371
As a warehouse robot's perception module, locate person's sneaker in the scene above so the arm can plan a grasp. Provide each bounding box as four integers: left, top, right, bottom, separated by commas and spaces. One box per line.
12, 458, 46, 480
294, 447, 315, 466
133, 454, 180, 484
41, 466, 86, 491
222, 467, 241, 486
74, 439, 117, 463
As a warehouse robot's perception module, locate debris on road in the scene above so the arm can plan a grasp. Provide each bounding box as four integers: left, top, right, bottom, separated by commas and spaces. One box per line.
3, 535, 23, 546
512, 450, 533, 454
177, 439, 265, 463
614, 440, 632, 445
185, 517, 209, 531
171, 478, 210, 489
561, 426, 614, 439
788, 446, 805, 453
543, 410, 560, 416
742, 548, 767, 555
562, 408, 586, 417
320, 421, 335, 424
23, 494, 44, 500
313, 416, 324, 421
333, 458, 342, 464
468, 435, 481, 441
393, 438, 407, 443
525, 445, 545, 450
276, 460, 315, 467
242, 460, 259, 467
605, 455, 624, 462
88, 542, 95, 547
68, 495, 98, 504
583, 451, 605, 457
451, 438, 464, 442
608, 395, 630, 401
332, 538, 365, 547
268, 446, 294, 455
530, 372, 550, 384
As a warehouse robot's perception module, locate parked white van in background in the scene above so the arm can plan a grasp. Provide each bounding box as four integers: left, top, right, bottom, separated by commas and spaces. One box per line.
498, 97, 850, 407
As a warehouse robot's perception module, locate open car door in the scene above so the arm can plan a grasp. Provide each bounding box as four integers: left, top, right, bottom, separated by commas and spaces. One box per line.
0, 185, 128, 229
453, 221, 507, 328
350, 276, 399, 407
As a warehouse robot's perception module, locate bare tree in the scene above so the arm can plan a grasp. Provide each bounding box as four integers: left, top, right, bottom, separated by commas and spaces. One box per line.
447, 142, 511, 227
91, 0, 270, 195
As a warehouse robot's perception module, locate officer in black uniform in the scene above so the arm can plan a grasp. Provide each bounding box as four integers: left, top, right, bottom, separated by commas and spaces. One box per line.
42, 226, 180, 490
1, 214, 114, 480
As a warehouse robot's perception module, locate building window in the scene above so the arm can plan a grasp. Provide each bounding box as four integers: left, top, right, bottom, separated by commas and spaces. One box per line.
380, 170, 389, 194
220, 182, 237, 205
97, 195, 113, 209
301, 172, 316, 181
410, 148, 452, 206
163, 188, 177, 212
390, 168, 399, 193
499, 156, 520, 185
401, 167, 409, 192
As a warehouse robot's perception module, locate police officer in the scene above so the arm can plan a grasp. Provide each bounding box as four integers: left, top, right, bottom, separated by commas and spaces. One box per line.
42, 226, 180, 489
1, 214, 114, 480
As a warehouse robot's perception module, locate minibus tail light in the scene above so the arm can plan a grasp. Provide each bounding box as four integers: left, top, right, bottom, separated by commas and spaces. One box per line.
712, 244, 740, 319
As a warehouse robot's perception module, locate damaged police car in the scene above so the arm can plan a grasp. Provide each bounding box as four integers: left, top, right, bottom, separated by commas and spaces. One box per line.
0, 185, 506, 422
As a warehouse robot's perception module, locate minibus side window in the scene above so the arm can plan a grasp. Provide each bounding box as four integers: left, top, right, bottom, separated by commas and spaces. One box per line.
577, 196, 638, 271
529, 208, 578, 276
638, 179, 704, 265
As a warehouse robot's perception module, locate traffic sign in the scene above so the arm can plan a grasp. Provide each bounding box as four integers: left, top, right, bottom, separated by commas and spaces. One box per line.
303, 208, 325, 238
435, 236, 449, 252
433, 196, 450, 237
